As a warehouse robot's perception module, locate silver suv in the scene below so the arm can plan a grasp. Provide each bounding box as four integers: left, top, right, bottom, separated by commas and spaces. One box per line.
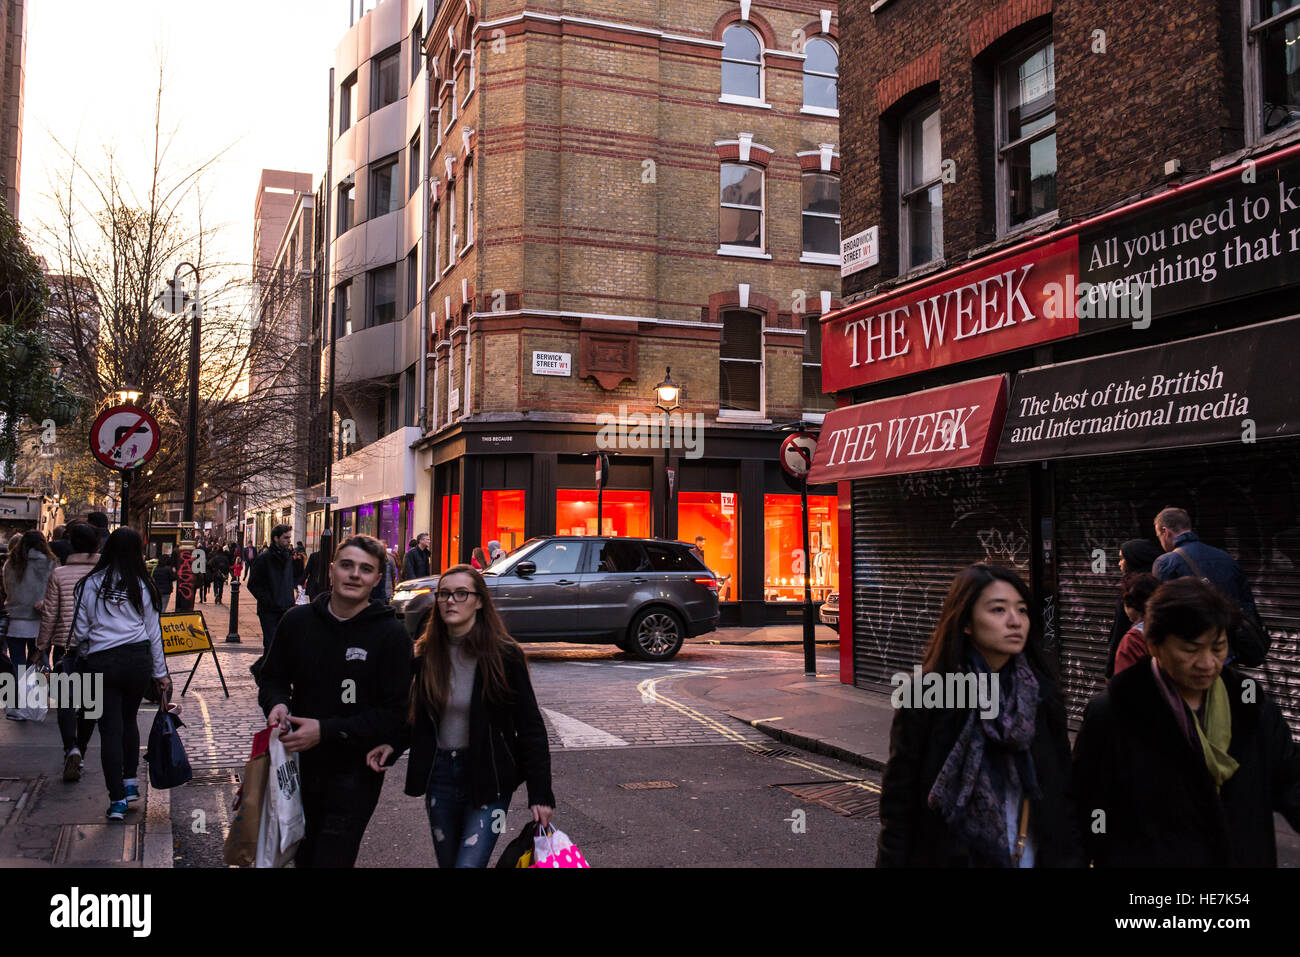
391, 537, 720, 660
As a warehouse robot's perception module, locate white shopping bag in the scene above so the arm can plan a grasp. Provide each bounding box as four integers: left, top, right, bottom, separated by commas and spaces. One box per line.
294, 586, 309, 605
11, 667, 48, 722
254, 728, 306, 867
530, 825, 590, 868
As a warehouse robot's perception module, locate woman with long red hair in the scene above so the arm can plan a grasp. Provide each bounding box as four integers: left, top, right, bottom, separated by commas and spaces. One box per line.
367, 564, 554, 867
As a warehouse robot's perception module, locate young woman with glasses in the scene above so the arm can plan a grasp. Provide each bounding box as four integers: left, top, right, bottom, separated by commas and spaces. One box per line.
366, 564, 555, 867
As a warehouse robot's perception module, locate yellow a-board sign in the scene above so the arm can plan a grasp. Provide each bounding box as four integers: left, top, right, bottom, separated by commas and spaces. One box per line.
161, 612, 214, 657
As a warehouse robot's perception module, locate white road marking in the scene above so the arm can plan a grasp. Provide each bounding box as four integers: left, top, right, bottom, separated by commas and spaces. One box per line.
566, 662, 603, 667
540, 708, 629, 748
613, 664, 653, 670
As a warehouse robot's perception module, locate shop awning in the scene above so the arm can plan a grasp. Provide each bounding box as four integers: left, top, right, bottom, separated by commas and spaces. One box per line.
807, 375, 1009, 484
995, 316, 1300, 463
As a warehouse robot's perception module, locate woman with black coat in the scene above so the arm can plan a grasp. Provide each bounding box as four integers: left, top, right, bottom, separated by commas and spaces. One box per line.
1074, 577, 1300, 867
1103, 539, 1163, 677
877, 564, 1083, 867
367, 563, 554, 868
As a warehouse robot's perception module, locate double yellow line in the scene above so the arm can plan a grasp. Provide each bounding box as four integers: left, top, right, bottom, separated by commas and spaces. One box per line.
636, 667, 881, 794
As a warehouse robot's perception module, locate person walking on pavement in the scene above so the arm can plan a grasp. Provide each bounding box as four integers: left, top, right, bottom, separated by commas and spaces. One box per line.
209, 547, 230, 605
367, 564, 554, 868
1073, 577, 1300, 866
470, 546, 487, 571
303, 531, 333, 600
1103, 539, 1163, 678
402, 533, 431, 581
70, 527, 171, 821
292, 545, 307, 588
33, 523, 101, 780
1110, 572, 1161, 678
258, 535, 412, 868
85, 513, 110, 554
247, 526, 296, 679
877, 565, 1082, 867
152, 553, 177, 613
3, 530, 58, 697
1152, 507, 1268, 665
49, 525, 72, 565
487, 540, 505, 566
370, 547, 397, 604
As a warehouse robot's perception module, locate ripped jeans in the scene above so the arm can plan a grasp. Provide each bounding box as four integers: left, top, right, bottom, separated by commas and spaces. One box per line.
425, 748, 510, 868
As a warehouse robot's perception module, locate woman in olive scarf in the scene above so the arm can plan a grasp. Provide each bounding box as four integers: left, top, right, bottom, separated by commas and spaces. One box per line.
1074, 577, 1300, 866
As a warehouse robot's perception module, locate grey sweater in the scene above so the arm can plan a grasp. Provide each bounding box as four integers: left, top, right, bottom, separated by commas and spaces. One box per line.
3, 551, 55, 621
437, 638, 477, 750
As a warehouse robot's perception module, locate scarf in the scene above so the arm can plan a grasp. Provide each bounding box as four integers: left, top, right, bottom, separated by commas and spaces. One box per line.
927, 653, 1042, 866
1192, 677, 1239, 791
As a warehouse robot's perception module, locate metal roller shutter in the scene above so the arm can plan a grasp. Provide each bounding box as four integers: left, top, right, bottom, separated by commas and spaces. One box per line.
850, 465, 1032, 690
1055, 439, 1300, 729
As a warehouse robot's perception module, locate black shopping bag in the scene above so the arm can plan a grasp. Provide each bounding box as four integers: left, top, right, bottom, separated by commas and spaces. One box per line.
145, 704, 193, 789
495, 820, 538, 868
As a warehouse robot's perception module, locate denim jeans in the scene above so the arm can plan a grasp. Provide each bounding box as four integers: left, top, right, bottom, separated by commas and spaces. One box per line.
86, 642, 153, 803
426, 748, 509, 868
51, 647, 96, 755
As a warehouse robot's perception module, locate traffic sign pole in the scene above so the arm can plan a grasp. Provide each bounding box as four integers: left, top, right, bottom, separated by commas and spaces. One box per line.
779, 431, 820, 677
119, 469, 131, 528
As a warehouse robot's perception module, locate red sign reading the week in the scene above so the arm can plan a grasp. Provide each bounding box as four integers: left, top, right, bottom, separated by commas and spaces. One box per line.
821, 236, 1079, 391
806, 375, 1009, 484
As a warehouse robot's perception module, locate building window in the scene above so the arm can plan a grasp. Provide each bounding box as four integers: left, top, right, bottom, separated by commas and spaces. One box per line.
677, 492, 739, 602
369, 155, 401, 219
764, 494, 838, 602
721, 24, 762, 101
406, 249, 419, 314
997, 37, 1057, 232
368, 265, 398, 327
434, 199, 442, 276
803, 38, 838, 112
340, 73, 358, 131
447, 180, 457, 265
463, 164, 474, 247
373, 46, 401, 111
719, 163, 763, 250
719, 310, 762, 413
337, 176, 355, 233
901, 100, 943, 269
409, 131, 421, 198
410, 15, 423, 87
1251, 0, 1300, 137
334, 280, 353, 337
801, 172, 840, 258
803, 313, 834, 412
440, 494, 460, 569
443, 84, 458, 135
482, 490, 525, 553
557, 490, 650, 538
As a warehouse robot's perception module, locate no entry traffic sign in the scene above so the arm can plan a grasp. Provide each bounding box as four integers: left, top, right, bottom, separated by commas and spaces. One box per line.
89, 405, 161, 470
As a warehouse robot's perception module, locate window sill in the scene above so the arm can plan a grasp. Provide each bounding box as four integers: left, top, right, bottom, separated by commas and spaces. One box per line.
800, 252, 841, 266
716, 412, 770, 424
800, 412, 829, 424
442, 263, 456, 277
717, 246, 772, 260
800, 105, 839, 118
718, 94, 772, 109
996, 211, 1060, 244
460, 241, 474, 256
461, 88, 475, 110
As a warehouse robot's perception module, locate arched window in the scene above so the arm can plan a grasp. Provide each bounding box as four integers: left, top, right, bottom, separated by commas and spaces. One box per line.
721, 24, 762, 100
803, 37, 838, 111
720, 162, 764, 250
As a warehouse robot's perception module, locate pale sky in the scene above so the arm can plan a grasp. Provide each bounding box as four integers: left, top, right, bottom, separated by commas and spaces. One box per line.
22, 1, 363, 281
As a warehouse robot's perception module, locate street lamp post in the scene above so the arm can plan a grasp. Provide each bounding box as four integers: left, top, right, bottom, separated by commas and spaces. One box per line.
160, 262, 201, 612
654, 368, 681, 540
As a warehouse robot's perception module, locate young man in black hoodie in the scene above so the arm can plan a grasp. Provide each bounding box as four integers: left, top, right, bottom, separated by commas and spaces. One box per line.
258, 535, 413, 868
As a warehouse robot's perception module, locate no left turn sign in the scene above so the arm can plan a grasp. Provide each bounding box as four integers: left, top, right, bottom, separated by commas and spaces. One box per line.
89, 405, 161, 470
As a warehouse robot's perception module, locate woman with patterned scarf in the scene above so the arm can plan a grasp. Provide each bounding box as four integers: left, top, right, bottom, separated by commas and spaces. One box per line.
1074, 577, 1300, 867
878, 565, 1082, 867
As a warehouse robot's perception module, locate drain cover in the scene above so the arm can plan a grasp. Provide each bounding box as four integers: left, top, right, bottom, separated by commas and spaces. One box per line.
748, 746, 799, 759
618, 781, 679, 790
53, 824, 141, 864
775, 780, 881, 818
186, 771, 241, 786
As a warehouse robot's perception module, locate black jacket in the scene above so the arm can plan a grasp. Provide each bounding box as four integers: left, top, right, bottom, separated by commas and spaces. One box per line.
152, 563, 177, 595
248, 545, 295, 615
257, 595, 413, 764
401, 547, 431, 582
208, 552, 230, 583
1072, 662, 1300, 867
389, 643, 555, 809
303, 551, 328, 598
877, 668, 1083, 867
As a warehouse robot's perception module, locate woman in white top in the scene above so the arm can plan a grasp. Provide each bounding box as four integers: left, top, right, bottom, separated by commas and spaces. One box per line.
71, 527, 172, 821
3, 530, 58, 701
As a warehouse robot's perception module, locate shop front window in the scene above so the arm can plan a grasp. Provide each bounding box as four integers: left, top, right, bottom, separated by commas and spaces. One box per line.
356, 503, 378, 538
556, 489, 650, 538
482, 490, 526, 554
764, 494, 838, 602
441, 494, 461, 570
339, 508, 356, 540
378, 497, 402, 550
677, 491, 740, 601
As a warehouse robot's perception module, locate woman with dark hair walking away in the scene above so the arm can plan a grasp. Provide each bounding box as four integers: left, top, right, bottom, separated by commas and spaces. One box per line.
367, 564, 554, 868
1074, 577, 1300, 867
1103, 539, 1162, 677
72, 528, 171, 820
152, 554, 177, 613
3, 531, 58, 689
878, 564, 1082, 867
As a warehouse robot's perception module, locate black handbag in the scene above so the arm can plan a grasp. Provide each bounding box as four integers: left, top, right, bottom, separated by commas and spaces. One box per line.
57, 585, 88, 676
145, 698, 193, 789
495, 820, 538, 868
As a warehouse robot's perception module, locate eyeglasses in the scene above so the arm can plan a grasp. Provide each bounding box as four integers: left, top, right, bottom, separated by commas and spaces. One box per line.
436, 588, 475, 604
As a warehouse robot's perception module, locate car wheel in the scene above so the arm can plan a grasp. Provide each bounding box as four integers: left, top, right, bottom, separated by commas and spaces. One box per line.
628, 608, 685, 661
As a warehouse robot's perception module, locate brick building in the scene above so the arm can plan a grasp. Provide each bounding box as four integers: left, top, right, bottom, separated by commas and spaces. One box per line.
409, 0, 844, 625
0, 0, 24, 218
819, 0, 1300, 721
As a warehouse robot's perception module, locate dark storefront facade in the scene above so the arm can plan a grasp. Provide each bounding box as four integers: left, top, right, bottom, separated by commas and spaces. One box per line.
817, 144, 1300, 727
415, 421, 840, 627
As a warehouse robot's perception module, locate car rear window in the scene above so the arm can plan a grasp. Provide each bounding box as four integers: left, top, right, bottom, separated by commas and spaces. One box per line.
593, 540, 650, 573
644, 544, 705, 572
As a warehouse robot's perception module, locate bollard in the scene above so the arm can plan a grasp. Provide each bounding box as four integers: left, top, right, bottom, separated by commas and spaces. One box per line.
226, 579, 241, 643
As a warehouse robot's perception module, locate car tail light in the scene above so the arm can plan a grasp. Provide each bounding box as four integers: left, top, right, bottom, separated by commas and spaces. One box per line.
694, 577, 719, 591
